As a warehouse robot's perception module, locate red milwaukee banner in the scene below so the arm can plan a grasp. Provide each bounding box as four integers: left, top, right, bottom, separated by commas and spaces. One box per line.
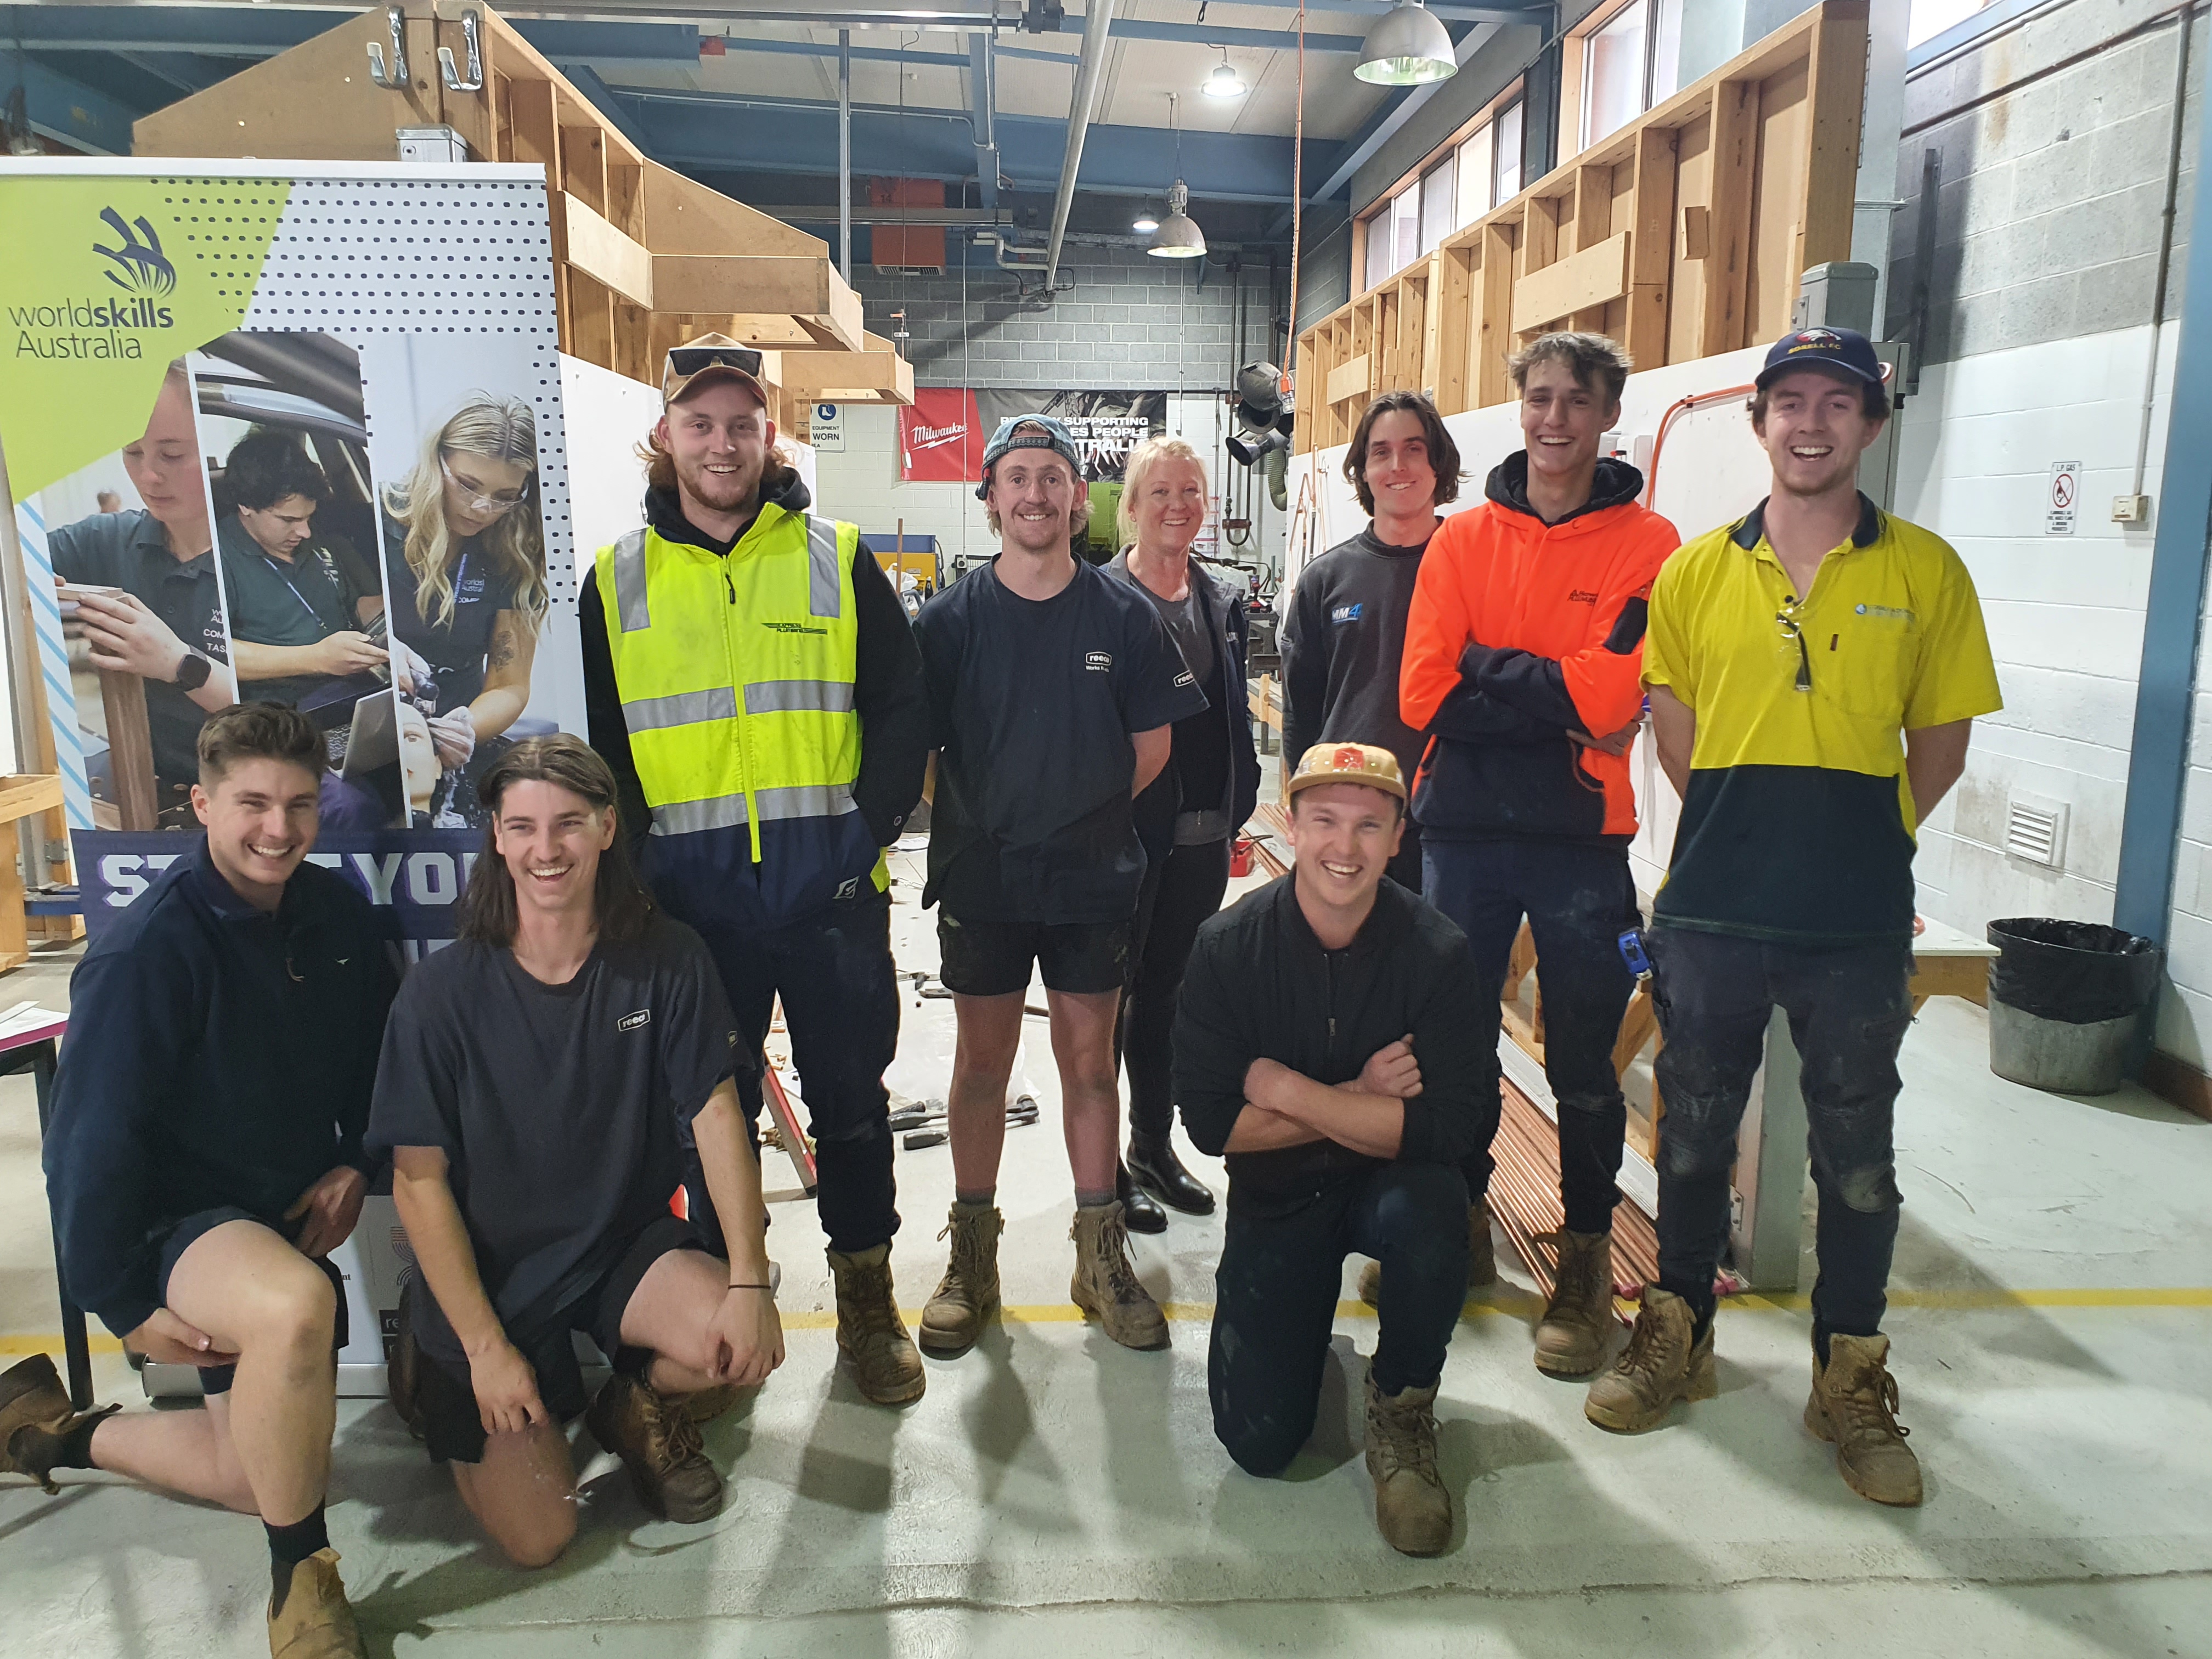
897, 388, 981, 482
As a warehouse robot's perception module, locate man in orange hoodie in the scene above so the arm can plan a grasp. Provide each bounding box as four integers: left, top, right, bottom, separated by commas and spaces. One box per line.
1398, 332, 1678, 1379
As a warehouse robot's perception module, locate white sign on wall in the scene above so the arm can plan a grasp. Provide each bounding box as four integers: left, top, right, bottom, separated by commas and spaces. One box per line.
2047, 461, 2080, 535
812, 403, 845, 452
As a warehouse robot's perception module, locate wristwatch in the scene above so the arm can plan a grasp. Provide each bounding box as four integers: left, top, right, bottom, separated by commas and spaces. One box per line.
173, 651, 211, 692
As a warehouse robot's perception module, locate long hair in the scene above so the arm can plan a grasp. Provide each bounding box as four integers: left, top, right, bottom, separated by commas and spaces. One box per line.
1115, 435, 1208, 547
381, 394, 549, 639
1342, 390, 1463, 515
458, 734, 655, 949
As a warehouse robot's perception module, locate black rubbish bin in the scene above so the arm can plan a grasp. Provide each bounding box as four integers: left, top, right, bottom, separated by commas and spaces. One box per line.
1984, 918, 2161, 1095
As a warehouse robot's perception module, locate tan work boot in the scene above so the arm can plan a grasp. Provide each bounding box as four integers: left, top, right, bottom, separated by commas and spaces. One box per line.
1069, 1201, 1170, 1351
1533, 1229, 1615, 1378
919, 1201, 1002, 1357
828, 1243, 926, 1404
267, 1548, 365, 1659
1583, 1286, 1716, 1433
1363, 1365, 1452, 1555
586, 1370, 723, 1523
1357, 1198, 1499, 1307
1805, 1334, 1923, 1506
1, 1353, 115, 1494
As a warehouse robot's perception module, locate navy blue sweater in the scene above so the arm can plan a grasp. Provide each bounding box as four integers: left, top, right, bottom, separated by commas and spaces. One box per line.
43, 839, 397, 1337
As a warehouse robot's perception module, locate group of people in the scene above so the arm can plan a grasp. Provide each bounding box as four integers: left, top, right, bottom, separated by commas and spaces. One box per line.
4, 318, 1996, 1658
49, 361, 548, 832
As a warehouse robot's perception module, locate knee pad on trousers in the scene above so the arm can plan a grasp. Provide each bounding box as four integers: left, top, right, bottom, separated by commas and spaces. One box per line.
1821, 1160, 1901, 1215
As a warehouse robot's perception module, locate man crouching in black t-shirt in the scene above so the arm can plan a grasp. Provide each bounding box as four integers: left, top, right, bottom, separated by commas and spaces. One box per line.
369, 736, 782, 1566
912, 415, 1209, 1358
1172, 744, 1489, 1556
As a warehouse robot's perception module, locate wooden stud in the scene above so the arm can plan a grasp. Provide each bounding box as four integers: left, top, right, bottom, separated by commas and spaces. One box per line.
1801, 0, 1872, 273
1477, 222, 1516, 406
560, 123, 608, 218
1627, 126, 1678, 366
1434, 244, 1473, 413
1700, 81, 1758, 357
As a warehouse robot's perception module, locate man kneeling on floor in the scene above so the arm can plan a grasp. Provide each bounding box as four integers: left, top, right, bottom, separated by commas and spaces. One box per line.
369, 735, 783, 1565
18, 702, 398, 1659
1172, 743, 1489, 1555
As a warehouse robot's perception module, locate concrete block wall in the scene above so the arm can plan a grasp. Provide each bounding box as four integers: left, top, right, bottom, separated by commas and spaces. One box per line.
1883, 1, 2202, 360
851, 246, 1274, 392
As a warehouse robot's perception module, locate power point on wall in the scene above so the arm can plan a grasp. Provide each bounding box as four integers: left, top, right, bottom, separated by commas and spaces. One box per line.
2112, 493, 2152, 524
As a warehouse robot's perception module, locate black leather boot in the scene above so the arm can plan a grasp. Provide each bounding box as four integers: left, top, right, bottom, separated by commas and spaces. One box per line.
1127, 1132, 1216, 1216
1116, 1161, 1167, 1233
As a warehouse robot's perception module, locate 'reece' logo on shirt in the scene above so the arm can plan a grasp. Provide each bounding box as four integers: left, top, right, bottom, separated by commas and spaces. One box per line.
1085, 650, 1113, 673
617, 1008, 651, 1033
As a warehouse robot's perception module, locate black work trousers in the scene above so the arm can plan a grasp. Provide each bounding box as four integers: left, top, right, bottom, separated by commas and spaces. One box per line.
1119, 835, 1234, 1142
1647, 926, 1914, 1357
1423, 838, 1640, 1234
686, 891, 900, 1256
1210, 1161, 1468, 1476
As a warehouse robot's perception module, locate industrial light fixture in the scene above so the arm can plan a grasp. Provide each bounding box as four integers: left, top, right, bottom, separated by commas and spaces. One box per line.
1203, 48, 1246, 98
1148, 94, 1208, 258
1355, 0, 1458, 85
1132, 207, 1161, 234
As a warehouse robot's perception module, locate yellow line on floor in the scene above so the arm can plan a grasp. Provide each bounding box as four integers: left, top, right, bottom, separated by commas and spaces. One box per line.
7, 1286, 2207, 1354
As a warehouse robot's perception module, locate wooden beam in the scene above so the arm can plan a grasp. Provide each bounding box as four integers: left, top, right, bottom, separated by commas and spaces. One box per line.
561, 193, 653, 308
1700, 80, 1759, 356
1627, 127, 1677, 366
1513, 232, 1632, 333
777, 342, 915, 403
644, 161, 828, 259
651, 256, 865, 350
1434, 241, 1475, 414
1477, 222, 1516, 406
1325, 354, 1373, 408
1801, 1, 1870, 271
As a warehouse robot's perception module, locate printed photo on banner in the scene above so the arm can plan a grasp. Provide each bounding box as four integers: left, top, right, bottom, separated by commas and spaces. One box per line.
193, 330, 413, 833
31, 357, 235, 831
362, 335, 556, 830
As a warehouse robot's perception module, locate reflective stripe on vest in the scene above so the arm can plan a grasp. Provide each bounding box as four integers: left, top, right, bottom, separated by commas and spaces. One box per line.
594, 508, 879, 883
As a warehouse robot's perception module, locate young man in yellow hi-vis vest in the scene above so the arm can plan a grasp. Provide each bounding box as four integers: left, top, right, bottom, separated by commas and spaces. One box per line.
580, 337, 932, 1407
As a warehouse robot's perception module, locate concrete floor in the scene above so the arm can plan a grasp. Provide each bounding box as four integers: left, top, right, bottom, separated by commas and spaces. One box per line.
5, 850, 2212, 1657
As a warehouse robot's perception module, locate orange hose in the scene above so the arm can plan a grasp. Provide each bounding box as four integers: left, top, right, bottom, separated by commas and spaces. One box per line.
1642, 382, 1756, 509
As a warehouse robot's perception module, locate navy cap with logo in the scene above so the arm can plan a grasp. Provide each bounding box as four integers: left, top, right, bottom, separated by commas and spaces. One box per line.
1754, 325, 1887, 392
975, 414, 1084, 500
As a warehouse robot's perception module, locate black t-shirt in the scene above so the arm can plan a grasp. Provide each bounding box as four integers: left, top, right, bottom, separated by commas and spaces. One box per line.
1107, 552, 1230, 838
381, 514, 521, 718
364, 915, 747, 1360
915, 556, 1209, 924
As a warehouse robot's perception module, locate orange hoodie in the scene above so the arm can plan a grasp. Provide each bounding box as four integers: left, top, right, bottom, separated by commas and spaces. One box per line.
1398, 455, 1678, 842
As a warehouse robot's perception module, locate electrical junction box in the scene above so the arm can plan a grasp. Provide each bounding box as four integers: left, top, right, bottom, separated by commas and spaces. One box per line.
397, 126, 470, 163
2113, 494, 2152, 524
1792, 262, 1878, 336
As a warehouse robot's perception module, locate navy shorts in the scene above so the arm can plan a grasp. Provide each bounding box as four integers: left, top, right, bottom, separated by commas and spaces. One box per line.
409, 1214, 708, 1465
153, 1206, 348, 1396
936, 911, 1130, 997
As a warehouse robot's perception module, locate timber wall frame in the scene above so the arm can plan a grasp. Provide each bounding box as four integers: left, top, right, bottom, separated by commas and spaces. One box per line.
1297, 0, 1869, 453
131, 3, 913, 426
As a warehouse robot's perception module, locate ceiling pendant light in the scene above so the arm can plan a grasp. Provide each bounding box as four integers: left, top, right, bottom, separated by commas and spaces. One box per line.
1355, 0, 1458, 85
1132, 207, 1162, 234
1148, 94, 1207, 259
1203, 49, 1247, 99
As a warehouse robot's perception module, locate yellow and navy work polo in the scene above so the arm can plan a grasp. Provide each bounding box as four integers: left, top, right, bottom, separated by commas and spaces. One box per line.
1643, 493, 2002, 945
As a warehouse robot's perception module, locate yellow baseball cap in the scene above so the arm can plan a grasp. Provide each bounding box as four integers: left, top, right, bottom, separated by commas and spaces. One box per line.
1285, 741, 1407, 802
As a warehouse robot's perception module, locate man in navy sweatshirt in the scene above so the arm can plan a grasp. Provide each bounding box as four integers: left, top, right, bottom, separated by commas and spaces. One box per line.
12, 702, 397, 1659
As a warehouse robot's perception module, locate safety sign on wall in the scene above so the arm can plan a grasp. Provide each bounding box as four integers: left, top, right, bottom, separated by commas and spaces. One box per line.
2046, 461, 2080, 536
812, 403, 844, 452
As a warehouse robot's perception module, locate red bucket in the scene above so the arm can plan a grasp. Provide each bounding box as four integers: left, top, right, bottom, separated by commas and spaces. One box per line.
1230, 835, 1256, 878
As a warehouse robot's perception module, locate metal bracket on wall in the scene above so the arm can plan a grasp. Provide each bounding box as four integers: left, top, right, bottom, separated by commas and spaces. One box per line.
438, 9, 484, 93
365, 7, 409, 89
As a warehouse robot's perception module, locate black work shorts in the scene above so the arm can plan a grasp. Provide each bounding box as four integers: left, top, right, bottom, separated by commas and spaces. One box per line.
153, 1206, 349, 1396
411, 1214, 708, 1465
936, 910, 1130, 997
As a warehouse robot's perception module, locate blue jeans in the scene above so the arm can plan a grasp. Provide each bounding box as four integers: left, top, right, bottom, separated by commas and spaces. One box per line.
1209, 1161, 1469, 1476
1423, 839, 1641, 1234
686, 891, 901, 1257
1647, 926, 1915, 1356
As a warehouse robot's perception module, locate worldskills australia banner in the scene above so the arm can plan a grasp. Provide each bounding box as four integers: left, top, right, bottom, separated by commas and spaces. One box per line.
0, 161, 588, 952
898, 387, 1166, 483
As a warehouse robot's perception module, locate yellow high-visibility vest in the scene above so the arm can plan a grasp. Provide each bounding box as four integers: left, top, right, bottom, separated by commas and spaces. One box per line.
594, 503, 888, 905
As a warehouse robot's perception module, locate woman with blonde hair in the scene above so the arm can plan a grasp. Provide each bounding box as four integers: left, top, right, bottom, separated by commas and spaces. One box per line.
1102, 435, 1260, 1229
380, 394, 549, 814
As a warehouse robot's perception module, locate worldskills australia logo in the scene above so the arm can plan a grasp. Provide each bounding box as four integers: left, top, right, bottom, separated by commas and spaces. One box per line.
95, 207, 177, 297
10, 207, 178, 360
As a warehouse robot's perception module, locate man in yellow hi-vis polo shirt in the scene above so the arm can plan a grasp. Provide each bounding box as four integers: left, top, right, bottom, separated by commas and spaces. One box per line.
1583, 327, 2001, 1509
